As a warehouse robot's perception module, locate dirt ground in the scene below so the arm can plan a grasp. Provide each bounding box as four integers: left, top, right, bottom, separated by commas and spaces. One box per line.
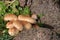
30, 0, 60, 34
13, 0, 60, 40
13, 27, 59, 40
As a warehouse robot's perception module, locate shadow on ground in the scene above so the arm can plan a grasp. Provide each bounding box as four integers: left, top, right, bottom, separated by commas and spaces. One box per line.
40, 24, 54, 30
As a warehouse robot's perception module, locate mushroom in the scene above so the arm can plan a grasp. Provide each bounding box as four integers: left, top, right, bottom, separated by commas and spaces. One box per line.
20, 21, 32, 30
4, 14, 38, 36
4, 14, 17, 21
6, 21, 14, 28
31, 14, 38, 19
13, 21, 23, 31
18, 15, 36, 24
8, 27, 19, 36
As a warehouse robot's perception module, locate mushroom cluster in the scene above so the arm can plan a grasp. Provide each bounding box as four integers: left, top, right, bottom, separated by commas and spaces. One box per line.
4, 14, 38, 36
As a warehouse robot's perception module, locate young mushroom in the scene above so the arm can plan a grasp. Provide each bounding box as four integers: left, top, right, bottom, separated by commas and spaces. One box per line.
4, 14, 18, 21
31, 14, 38, 20
20, 21, 32, 30
13, 21, 23, 31
6, 21, 14, 28
18, 15, 36, 24
8, 27, 19, 36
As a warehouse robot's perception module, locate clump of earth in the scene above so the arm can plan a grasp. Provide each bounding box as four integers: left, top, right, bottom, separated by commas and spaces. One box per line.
13, 0, 60, 40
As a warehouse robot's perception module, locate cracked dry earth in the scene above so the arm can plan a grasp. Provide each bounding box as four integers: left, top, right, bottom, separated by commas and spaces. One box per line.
13, 0, 60, 40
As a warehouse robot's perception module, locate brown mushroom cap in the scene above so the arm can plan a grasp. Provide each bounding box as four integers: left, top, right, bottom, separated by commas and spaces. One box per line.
13, 21, 23, 31
4, 14, 17, 21
8, 27, 19, 36
18, 15, 36, 24
6, 21, 14, 28
20, 21, 32, 30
